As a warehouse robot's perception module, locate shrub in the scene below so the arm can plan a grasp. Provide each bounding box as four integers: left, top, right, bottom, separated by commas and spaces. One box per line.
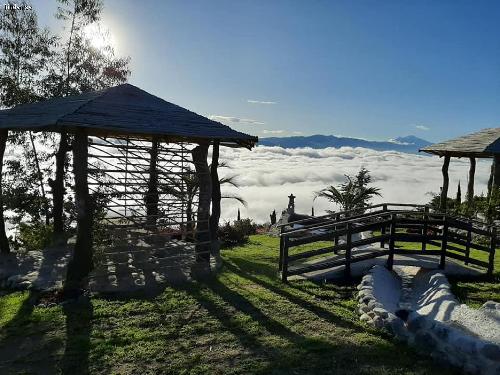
13, 221, 53, 252
218, 218, 257, 248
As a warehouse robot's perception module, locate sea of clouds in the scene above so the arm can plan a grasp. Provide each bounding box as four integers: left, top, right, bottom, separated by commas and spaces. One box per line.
216, 146, 491, 223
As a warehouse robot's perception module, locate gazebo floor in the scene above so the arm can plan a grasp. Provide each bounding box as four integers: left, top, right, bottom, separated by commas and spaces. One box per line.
0, 240, 216, 293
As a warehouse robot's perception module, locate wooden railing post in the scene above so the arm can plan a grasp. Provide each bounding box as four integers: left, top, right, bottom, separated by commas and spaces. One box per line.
381, 204, 388, 248
439, 216, 448, 270
345, 222, 352, 278
387, 214, 396, 270
488, 226, 496, 277
281, 236, 289, 282
422, 206, 429, 251
278, 226, 284, 271
334, 213, 340, 253
465, 219, 472, 265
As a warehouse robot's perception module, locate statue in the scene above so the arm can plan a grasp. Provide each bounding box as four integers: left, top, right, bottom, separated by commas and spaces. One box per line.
287, 194, 296, 212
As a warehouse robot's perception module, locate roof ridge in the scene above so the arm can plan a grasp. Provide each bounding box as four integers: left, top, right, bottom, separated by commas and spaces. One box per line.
57, 85, 122, 125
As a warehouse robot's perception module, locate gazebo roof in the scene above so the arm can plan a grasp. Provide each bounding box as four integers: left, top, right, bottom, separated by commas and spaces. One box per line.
0, 84, 258, 148
420, 128, 500, 158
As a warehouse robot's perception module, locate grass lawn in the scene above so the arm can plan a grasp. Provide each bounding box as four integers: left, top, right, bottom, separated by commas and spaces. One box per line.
0, 234, 496, 375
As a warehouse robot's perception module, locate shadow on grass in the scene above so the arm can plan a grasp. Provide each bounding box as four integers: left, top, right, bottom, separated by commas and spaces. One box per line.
60, 298, 93, 375
222, 260, 367, 333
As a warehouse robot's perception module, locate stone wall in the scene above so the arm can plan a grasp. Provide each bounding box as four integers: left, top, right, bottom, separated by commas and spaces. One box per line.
357, 265, 500, 375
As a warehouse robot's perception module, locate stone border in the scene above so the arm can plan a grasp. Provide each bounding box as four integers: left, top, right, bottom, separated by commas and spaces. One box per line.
357, 266, 500, 375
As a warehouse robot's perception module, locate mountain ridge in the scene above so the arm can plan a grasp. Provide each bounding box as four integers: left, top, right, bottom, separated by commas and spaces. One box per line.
258, 134, 432, 154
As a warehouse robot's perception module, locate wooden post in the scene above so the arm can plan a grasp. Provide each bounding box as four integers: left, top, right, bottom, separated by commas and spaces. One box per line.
440, 155, 451, 212
439, 216, 448, 270
281, 236, 289, 282
64, 129, 93, 289
381, 204, 387, 248
422, 206, 429, 251
488, 226, 496, 277
0, 130, 10, 254
145, 138, 159, 228
192, 143, 212, 265
334, 213, 340, 254
466, 157, 476, 210
345, 222, 352, 278
465, 219, 472, 265
387, 214, 396, 270
487, 155, 500, 221
209, 141, 221, 258
278, 226, 284, 271
51, 132, 70, 241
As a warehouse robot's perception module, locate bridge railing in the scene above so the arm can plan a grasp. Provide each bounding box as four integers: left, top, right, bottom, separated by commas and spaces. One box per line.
278, 204, 496, 282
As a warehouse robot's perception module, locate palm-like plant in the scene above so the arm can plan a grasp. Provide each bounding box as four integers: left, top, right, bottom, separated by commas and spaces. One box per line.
161, 163, 246, 237
315, 167, 381, 215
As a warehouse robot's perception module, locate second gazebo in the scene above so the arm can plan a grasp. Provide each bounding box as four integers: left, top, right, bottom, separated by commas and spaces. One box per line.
420, 128, 500, 213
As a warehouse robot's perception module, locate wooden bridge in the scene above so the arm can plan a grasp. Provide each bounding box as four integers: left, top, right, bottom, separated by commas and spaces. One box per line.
278, 203, 497, 282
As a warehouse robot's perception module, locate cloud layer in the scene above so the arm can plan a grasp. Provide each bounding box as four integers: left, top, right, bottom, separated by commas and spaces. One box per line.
216, 146, 491, 223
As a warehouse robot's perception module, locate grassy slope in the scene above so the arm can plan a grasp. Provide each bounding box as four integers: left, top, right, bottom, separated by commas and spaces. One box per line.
0, 234, 488, 375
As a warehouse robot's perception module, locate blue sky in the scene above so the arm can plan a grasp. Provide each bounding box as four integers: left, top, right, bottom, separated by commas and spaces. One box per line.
34, 0, 500, 142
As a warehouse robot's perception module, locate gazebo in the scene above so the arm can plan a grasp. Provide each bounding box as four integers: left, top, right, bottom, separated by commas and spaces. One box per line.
0, 84, 257, 288
420, 128, 500, 213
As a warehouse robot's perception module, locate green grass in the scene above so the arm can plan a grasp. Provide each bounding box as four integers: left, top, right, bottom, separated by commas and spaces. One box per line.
0, 234, 495, 374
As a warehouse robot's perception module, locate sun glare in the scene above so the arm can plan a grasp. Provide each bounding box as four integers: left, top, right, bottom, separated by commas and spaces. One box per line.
83, 23, 115, 51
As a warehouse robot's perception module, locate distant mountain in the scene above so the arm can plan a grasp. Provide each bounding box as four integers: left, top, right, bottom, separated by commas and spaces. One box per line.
258, 134, 432, 154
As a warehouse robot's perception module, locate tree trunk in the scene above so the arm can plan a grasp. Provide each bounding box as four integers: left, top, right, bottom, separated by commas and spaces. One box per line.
145, 139, 159, 229
64, 129, 92, 290
51, 132, 69, 240
440, 155, 451, 212
209, 141, 221, 257
29, 131, 50, 225
0, 130, 10, 254
192, 144, 211, 264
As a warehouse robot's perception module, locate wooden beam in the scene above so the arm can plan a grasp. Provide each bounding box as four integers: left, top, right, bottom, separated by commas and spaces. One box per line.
192, 143, 212, 264
0, 130, 10, 254
64, 129, 93, 290
209, 141, 221, 258
466, 157, 476, 206
145, 138, 159, 227
440, 155, 451, 211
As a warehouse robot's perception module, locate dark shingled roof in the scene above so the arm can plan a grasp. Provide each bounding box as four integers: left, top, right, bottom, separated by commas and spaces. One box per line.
0, 84, 258, 148
420, 128, 500, 158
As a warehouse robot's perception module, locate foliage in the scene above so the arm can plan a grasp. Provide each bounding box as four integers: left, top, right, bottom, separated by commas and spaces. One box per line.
218, 218, 256, 247
13, 221, 53, 251
0, 1, 55, 107
315, 167, 381, 215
